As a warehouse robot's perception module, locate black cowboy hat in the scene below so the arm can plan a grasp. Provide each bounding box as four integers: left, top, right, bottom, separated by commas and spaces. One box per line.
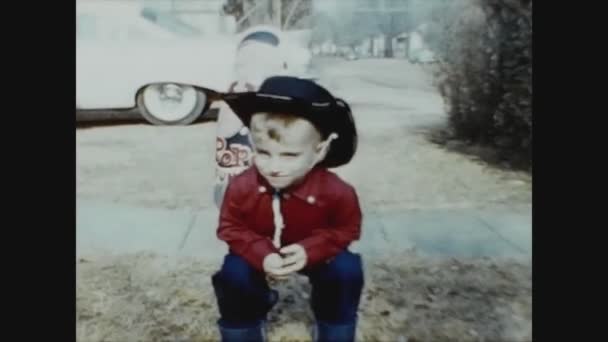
221, 76, 357, 168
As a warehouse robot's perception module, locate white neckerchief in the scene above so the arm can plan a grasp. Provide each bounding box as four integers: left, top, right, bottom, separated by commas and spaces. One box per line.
268, 133, 339, 249
271, 190, 285, 249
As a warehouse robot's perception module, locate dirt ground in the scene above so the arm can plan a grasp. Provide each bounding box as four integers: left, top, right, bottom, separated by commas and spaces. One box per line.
76, 58, 532, 341
77, 252, 530, 342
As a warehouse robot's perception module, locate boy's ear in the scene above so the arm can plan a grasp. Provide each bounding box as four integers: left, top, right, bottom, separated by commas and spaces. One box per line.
315, 133, 339, 163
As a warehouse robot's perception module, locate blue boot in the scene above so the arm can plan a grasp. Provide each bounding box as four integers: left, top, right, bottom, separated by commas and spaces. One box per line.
217, 290, 277, 342
218, 320, 267, 342
312, 320, 357, 342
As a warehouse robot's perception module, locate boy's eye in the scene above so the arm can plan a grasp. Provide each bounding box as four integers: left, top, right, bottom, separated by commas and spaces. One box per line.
282, 153, 300, 157
256, 150, 270, 156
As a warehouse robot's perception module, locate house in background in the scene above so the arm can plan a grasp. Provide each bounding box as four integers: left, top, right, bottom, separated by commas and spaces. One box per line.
406, 24, 437, 63
392, 32, 409, 59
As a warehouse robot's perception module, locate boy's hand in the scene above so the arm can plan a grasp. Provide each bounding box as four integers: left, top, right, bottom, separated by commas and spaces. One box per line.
262, 245, 308, 279
263, 253, 289, 280
263, 253, 284, 273
277, 244, 307, 274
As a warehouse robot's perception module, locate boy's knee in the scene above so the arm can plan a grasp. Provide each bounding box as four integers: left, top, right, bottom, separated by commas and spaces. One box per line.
219, 254, 256, 286
326, 251, 364, 283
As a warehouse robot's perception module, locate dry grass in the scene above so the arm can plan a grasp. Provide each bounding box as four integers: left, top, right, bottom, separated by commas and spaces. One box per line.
77, 252, 531, 342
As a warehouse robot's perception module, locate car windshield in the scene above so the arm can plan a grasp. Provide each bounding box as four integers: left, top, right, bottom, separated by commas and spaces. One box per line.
76, 4, 203, 41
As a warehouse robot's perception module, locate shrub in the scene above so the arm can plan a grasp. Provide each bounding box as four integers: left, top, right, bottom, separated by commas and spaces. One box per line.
430, 0, 532, 170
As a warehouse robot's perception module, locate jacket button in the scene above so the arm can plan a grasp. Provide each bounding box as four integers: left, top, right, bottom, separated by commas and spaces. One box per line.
258, 186, 267, 193
307, 196, 316, 204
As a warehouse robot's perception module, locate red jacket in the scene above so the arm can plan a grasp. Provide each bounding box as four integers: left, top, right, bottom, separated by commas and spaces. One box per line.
217, 166, 362, 271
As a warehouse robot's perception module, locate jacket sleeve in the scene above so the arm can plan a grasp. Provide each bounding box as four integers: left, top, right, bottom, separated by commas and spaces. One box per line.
297, 185, 362, 267
217, 179, 278, 272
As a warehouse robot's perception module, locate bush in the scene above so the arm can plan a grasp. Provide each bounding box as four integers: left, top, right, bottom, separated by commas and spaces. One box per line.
430, 0, 532, 171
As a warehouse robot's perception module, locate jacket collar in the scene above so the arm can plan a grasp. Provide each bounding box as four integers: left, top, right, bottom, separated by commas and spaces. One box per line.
254, 166, 327, 207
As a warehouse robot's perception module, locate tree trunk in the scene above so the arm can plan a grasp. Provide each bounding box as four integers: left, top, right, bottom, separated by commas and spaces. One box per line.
272, 0, 282, 27
384, 34, 394, 58
384, 12, 395, 58
370, 37, 375, 56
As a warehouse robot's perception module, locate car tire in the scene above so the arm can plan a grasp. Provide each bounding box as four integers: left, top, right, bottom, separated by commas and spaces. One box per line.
137, 83, 206, 125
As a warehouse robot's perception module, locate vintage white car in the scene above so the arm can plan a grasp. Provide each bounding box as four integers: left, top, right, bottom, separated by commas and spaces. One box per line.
76, 2, 313, 125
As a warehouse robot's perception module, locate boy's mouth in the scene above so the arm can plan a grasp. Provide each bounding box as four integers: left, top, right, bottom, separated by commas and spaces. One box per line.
266, 174, 291, 185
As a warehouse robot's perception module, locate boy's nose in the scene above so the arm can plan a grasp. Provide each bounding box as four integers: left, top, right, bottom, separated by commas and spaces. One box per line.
268, 158, 282, 174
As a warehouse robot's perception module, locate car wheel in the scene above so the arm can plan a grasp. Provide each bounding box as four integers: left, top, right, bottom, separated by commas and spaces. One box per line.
137, 83, 206, 125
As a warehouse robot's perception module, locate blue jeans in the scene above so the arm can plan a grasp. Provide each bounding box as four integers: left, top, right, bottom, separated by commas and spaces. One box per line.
212, 250, 364, 328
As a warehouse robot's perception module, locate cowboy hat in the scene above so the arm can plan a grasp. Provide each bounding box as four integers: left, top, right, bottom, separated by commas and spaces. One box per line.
222, 76, 357, 168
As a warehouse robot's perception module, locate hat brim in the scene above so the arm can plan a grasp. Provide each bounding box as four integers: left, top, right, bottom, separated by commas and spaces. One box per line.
221, 92, 357, 168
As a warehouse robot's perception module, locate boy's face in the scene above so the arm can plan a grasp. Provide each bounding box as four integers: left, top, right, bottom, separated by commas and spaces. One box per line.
250, 112, 324, 190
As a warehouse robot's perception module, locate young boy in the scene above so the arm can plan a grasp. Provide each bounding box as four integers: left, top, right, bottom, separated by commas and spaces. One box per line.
214, 26, 316, 208
212, 76, 364, 342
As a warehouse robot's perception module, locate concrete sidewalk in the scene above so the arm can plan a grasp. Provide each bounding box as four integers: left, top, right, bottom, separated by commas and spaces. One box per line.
76, 199, 531, 262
